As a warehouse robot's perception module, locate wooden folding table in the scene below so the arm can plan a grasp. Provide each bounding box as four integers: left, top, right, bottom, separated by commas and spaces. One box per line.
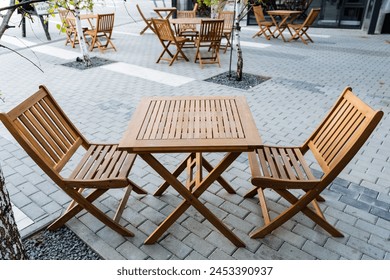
118, 96, 262, 247
267, 10, 302, 42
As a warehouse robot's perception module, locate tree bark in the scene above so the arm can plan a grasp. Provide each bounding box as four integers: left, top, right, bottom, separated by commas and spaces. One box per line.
0, 0, 17, 39
0, 166, 28, 260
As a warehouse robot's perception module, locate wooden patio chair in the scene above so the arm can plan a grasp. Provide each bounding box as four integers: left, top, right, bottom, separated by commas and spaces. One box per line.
58, 9, 83, 48
152, 18, 189, 66
136, 4, 155, 35
287, 8, 320, 44
176, 10, 198, 47
84, 13, 116, 52
218, 11, 234, 53
252, 5, 274, 40
194, 19, 224, 68
245, 87, 383, 238
0, 85, 147, 236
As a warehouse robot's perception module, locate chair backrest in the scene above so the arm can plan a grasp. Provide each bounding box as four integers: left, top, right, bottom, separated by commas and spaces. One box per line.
58, 9, 73, 30
303, 87, 383, 182
177, 10, 196, 31
198, 19, 224, 43
302, 8, 320, 27
0, 85, 89, 183
177, 10, 196, 18
136, 4, 149, 21
193, 2, 198, 13
253, 5, 266, 23
152, 18, 175, 41
96, 13, 115, 33
218, 11, 234, 31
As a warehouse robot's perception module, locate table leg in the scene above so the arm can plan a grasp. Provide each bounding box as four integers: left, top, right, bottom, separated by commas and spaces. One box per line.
154, 152, 236, 196
141, 152, 245, 247
270, 15, 289, 42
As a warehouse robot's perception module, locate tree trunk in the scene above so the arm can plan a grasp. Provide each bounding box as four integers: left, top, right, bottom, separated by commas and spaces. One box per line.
0, 166, 28, 260
73, 2, 92, 67
234, 0, 245, 81
0, 0, 17, 39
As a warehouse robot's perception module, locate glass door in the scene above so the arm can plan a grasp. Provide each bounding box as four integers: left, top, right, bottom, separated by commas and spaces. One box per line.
314, 0, 368, 28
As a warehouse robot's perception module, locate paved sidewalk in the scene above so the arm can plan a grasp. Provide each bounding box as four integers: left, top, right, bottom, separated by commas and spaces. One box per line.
1, 1, 390, 260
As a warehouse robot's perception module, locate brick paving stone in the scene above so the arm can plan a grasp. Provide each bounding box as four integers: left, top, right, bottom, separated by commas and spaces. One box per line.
10, 191, 32, 208
302, 240, 340, 260
116, 241, 149, 260
347, 236, 386, 259
184, 251, 208, 260
208, 249, 235, 260
220, 200, 250, 219
356, 219, 390, 239
160, 235, 192, 259
277, 242, 316, 260
20, 202, 47, 221
370, 207, 390, 221
181, 216, 213, 239
292, 224, 329, 246
205, 231, 238, 256
140, 243, 173, 260
183, 233, 215, 257
324, 238, 363, 260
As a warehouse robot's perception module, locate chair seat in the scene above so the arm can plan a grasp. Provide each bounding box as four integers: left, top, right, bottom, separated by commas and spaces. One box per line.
69, 144, 136, 182
250, 146, 319, 189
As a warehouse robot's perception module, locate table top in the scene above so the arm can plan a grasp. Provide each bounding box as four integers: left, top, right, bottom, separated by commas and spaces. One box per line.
170, 17, 221, 25
119, 96, 262, 153
154, 7, 177, 12
267, 10, 302, 16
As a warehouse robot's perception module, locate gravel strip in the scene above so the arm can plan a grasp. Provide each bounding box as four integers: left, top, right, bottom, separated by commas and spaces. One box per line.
205, 71, 270, 90
23, 226, 102, 260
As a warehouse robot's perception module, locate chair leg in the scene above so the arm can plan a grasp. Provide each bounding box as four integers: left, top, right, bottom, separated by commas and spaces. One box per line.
114, 185, 133, 222
250, 189, 344, 238
48, 188, 135, 236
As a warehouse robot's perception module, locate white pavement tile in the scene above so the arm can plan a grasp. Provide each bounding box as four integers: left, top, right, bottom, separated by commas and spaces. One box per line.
101, 62, 195, 87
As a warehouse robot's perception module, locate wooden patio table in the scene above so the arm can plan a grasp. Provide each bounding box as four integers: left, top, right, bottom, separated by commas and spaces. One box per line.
267, 10, 302, 42
118, 96, 262, 247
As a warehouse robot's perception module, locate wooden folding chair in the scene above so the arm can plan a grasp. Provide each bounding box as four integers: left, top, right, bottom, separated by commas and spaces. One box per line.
176, 10, 198, 47
152, 18, 189, 66
194, 19, 224, 68
58, 9, 83, 48
0, 85, 147, 236
287, 8, 320, 44
84, 13, 116, 52
245, 87, 383, 238
218, 11, 234, 53
252, 5, 274, 40
136, 4, 155, 35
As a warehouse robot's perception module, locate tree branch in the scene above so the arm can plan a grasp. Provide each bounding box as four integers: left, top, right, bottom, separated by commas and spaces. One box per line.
0, 0, 48, 12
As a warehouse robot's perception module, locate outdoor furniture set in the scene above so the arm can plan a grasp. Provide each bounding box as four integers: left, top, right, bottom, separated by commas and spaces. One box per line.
252, 5, 321, 44
58, 9, 116, 52
137, 4, 233, 67
0, 86, 383, 247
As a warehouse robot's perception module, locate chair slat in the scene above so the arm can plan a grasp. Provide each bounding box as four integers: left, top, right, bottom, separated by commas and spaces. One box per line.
286, 148, 306, 180
33, 102, 71, 152
264, 147, 279, 179
322, 107, 360, 161
270, 147, 288, 179
41, 96, 79, 144
257, 148, 271, 178
279, 148, 298, 180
